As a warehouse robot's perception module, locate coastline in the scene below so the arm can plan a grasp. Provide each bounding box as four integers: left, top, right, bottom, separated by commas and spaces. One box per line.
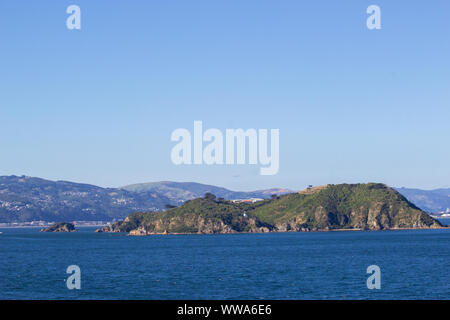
3, 224, 447, 233
119, 225, 450, 236
0, 224, 108, 229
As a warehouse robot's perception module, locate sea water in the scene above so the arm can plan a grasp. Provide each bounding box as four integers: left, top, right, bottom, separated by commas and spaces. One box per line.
0, 220, 449, 299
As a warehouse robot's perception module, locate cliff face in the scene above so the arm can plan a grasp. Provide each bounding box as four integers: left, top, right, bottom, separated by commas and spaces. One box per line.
41, 222, 76, 232
97, 183, 444, 235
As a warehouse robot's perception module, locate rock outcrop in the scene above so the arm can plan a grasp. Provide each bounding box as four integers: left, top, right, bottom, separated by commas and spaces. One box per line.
41, 222, 76, 232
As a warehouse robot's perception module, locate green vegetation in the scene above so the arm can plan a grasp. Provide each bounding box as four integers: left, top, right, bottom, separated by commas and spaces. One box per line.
250, 183, 438, 230
98, 184, 443, 235
132, 195, 271, 234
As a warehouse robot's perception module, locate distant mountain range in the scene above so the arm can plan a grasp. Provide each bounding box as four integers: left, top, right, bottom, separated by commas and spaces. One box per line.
0, 175, 292, 223
121, 181, 292, 203
1, 175, 448, 223
394, 187, 450, 213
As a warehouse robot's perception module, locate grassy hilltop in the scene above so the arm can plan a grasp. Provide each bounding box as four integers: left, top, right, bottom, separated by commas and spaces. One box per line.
97, 183, 443, 235
251, 183, 440, 231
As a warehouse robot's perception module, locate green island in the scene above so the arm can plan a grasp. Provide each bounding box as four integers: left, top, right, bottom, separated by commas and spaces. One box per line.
96, 183, 444, 235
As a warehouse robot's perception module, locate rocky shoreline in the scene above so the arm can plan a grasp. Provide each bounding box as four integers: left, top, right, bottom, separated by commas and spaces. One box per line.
41, 222, 76, 233
96, 224, 448, 236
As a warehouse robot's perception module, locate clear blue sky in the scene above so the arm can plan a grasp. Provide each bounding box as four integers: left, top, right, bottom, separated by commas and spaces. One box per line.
1, 1, 449, 191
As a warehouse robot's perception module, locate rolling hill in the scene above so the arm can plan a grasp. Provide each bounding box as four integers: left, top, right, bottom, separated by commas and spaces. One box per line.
0, 175, 291, 222
395, 187, 450, 213
98, 183, 443, 234
2, 174, 448, 223
121, 181, 292, 203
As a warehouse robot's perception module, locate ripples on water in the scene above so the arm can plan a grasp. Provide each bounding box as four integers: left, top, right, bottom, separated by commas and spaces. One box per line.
0, 220, 449, 299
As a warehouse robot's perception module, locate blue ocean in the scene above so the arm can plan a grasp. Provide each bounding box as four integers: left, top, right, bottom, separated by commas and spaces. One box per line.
1, 220, 449, 300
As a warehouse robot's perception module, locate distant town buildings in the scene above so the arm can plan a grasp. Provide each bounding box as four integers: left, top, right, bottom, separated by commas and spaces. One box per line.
231, 198, 264, 204
0, 220, 110, 228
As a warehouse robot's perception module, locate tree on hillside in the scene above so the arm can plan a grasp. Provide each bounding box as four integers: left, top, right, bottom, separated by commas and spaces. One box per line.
204, 193, 216, 201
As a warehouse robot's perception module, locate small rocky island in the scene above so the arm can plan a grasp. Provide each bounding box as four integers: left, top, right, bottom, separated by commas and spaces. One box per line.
41, 222, 76, 232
